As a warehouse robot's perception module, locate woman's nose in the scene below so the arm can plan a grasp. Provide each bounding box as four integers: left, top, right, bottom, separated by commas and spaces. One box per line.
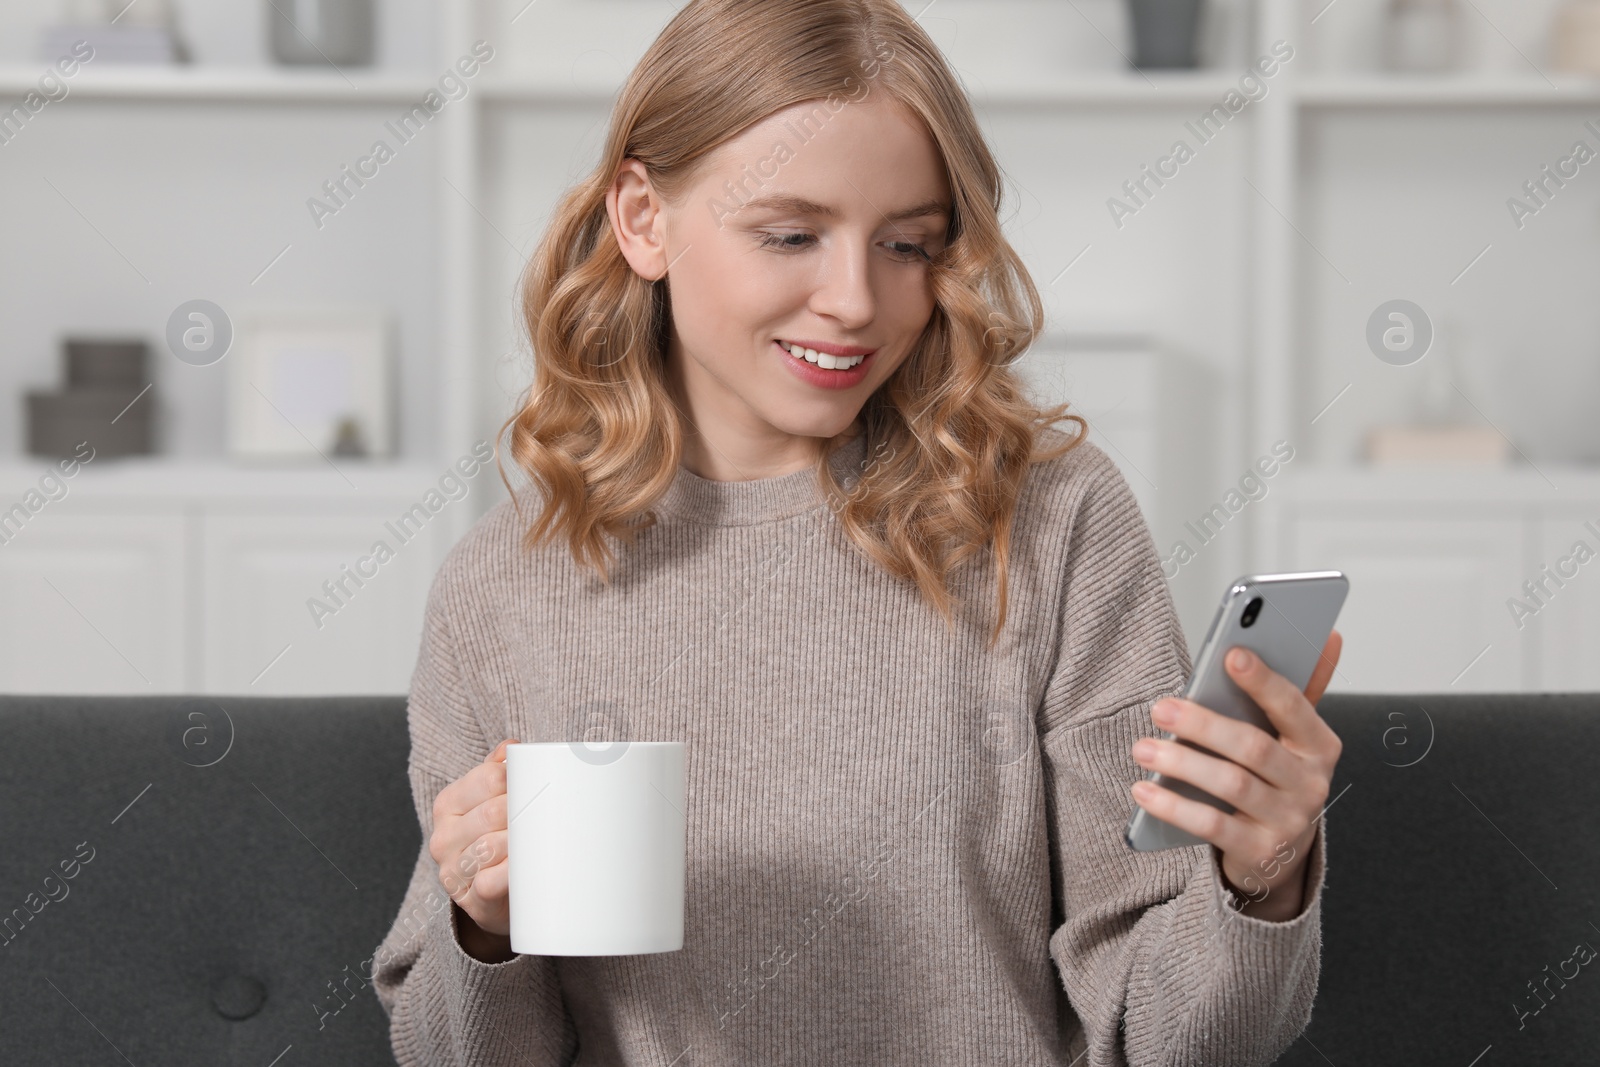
809, 242, 876, 328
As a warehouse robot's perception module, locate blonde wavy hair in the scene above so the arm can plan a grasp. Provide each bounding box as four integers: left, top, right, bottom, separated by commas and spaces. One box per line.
498, 0, 1086, 649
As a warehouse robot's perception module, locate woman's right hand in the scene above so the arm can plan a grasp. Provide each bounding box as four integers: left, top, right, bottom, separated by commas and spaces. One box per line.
430, 738, 519, 961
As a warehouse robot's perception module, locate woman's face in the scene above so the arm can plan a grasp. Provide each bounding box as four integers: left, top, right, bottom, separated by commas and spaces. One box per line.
609, 93, 951, 475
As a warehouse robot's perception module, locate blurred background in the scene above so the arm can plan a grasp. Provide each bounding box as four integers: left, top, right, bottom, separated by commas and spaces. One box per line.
1, 0, 1597, 696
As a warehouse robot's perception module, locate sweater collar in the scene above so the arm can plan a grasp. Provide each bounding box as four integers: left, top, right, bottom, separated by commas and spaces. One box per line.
653, 432, 872, 526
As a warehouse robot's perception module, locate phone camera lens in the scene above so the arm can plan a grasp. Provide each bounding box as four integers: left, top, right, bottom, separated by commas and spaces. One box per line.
1240, 596, 1263, 628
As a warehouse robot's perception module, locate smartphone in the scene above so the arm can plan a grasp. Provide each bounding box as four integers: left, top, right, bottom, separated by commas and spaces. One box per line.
1124, 570, 1349, 852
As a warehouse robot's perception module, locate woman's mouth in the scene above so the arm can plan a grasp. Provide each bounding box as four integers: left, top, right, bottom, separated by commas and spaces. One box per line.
772, 339, 878, 390
777, 339, 871, 370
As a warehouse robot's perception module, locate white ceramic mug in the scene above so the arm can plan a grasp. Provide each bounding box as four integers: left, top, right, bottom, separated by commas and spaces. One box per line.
505, 740, 686, 955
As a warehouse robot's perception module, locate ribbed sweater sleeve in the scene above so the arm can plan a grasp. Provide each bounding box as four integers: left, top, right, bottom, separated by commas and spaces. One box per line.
371, 567, 580, 1067
1038, 452, 1326, 1067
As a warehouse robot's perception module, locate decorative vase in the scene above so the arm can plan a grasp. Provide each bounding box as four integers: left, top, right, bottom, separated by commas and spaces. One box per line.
1126, 0, 1205, 70
267, 0, 375, 67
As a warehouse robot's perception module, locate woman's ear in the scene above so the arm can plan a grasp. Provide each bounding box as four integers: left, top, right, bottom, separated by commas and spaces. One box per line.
606, 159, 669, 282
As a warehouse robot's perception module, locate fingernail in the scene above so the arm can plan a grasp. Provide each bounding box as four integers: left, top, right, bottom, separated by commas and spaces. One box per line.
1152, 701, 1177, 725
1229, 648, 1252, 671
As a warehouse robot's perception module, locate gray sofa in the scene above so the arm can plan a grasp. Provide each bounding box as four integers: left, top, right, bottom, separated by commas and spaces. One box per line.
1, 693, 1595, 1064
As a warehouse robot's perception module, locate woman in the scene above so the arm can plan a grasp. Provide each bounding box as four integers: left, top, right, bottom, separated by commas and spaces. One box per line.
373, 1, 1344, 1063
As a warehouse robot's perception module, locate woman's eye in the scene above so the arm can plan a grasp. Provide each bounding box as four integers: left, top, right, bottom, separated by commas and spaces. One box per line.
756, 232, 932, 262
757, 232, 815, 252
887, 241, 932, 262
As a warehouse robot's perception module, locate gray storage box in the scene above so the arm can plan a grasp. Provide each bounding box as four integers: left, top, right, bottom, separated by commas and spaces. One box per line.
66, 339, 148, 390
26, 389, 153, 459
26, 336, 156, 459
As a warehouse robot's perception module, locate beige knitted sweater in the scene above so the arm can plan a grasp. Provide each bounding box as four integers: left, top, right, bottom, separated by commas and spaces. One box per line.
372, 428, 1327, 1066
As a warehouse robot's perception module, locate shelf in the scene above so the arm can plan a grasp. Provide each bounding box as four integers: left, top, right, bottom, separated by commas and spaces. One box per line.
0, 458, 462, 502
1274, 462, 1600, 504
1298, 75, 1600, 107
964, 72, 1248, 107
19, 65, 1600, 111
476, 75, 619, 104
476, 70, 1249, 108
0, 64, 438, 102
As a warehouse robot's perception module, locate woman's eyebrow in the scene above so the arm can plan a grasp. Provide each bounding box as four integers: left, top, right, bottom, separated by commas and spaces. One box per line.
740, 193, 950, 222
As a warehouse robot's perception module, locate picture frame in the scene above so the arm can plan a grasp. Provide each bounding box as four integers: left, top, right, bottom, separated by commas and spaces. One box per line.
226, 305, 393, 461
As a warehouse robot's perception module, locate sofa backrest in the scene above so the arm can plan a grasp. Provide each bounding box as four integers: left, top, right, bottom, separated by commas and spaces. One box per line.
1276, 692, 1600, 1066
0, 692, 1595, 1064
0, 695, 415, 1064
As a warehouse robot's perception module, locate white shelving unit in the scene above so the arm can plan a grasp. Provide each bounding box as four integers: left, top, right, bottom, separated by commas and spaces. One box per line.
1297, 75, 1600, 106
3, 0, 1598, 693
1244, 0, 1600, 691
0, 66, 437, 100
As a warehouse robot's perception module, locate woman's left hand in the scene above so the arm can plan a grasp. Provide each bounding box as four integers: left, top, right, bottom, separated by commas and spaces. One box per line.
1129, 630, 1344, 920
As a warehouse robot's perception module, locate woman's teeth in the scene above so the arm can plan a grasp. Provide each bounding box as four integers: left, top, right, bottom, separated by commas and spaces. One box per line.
779, 340, 866, 370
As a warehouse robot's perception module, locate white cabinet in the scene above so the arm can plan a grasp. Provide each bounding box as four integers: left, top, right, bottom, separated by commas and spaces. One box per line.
1282, 515, 1527, 692
0, 463, 468, 695
202, 512, 439, 694
1261, 467, 1600, 692
1529, 512, 1600, 691
0, 511, 190, 693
